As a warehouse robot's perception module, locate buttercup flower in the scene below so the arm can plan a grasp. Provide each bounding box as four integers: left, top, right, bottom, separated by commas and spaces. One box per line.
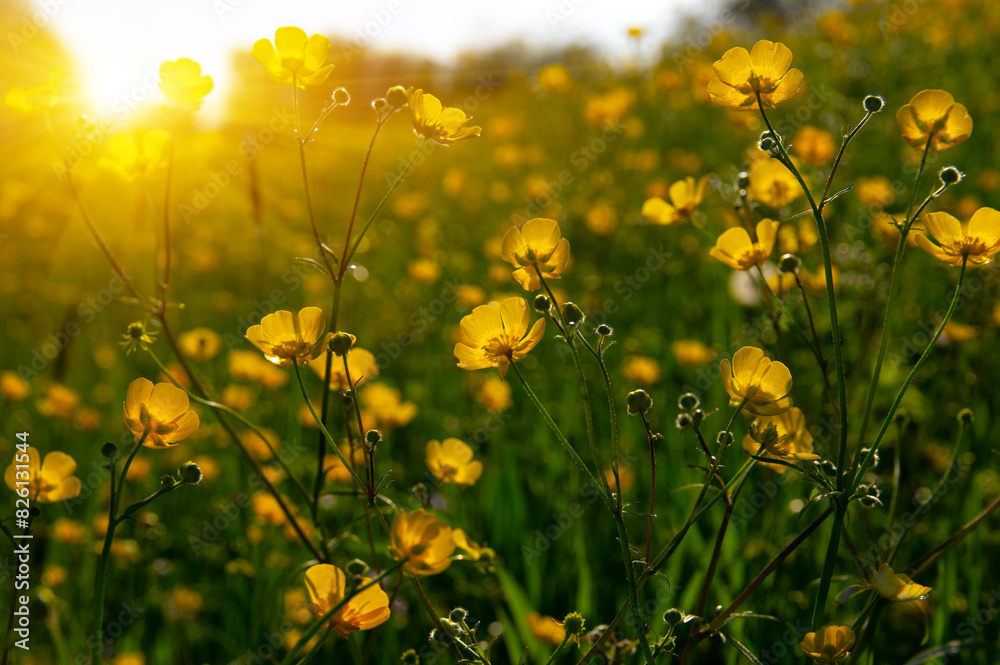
158, 59, 213, 109
4, 68, 65, 113
897, 90, 972, 152
100, 131, 171, 182
709, 219, 780, 270
178, 327, 223, 361
792, 126, 836, 165
123, 378, 200, 448
526, 612, 566, 646
501, 218, 571, 290
800, 625, 854, 663
742, 407, 820, 470
750, 158, 805, 207
1, 371, 30, 401
452, 529, 495, 561
708, 40, 803, 110
245, 307, 332, 367
671, 340, 717, 366
252, 27, 334, 87
361, 384, 418, 430
406, 88, 482, 144
5, 446, 81, 503
389, 509, 456, 575
720, 346, 793, 416
304, 564, 391, 637
426, 438, 483, 486
641, 176, 709, 225
454, 298, 546, 379
869, 563, 932, 602
915, 208, 1000, 266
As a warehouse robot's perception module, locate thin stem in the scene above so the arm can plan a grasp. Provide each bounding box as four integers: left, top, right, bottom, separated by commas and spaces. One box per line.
576, 331, 622, 508
338, 114, 388, 279
410, 577, 464, 661
640, 411, 657, 563
292, 81, 336, 280
342, 354, 375, 498
818, 110, 875, 209
160, 130, 176, 303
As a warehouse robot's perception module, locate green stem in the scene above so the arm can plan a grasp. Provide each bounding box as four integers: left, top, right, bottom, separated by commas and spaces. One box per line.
292, 81, 336, 280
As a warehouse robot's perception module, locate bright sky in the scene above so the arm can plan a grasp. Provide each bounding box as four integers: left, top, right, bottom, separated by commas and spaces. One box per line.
38, 0, 722, 117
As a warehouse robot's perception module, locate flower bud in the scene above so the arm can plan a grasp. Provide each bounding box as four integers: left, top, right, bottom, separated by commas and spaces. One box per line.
562, 302, 585, 327
678, 393, 700, 410
365, 429, 382, 446
178, 461, 203, 484
663, 608, 683, 625
596, 324, 613, 337
939, 166, 963, 186
100, 442, 118, 459
737, 171, 751, 189
675, 413, 692, 430
562, 611, 586, 637
386, 86, 408, 109
346, 558, 368, 576
716, 431, 734, 447
779, 253, 801, 273
758, 135, 776, 152
691, 409, 705, 426
627, 389, 652, 416
330, 331, 357, 356
863, 95, 884, 113
449, 607, 469, 623
331, 87, 351, 106
160, 474, 177, 490
533, 294, 551, 313
957, 408, 974, 424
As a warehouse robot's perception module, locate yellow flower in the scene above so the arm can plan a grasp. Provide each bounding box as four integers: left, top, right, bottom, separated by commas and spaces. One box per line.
178, 327, 223, 361
709, 219, 780, 270
1, 371, 30, 401
720, 346, 793, 416
122, 377, 200, 448
475, 376, 513, 412
585, 201, 618, 235
897, 90, 972, 152
405, 88, 482, 144
452, 529, 495, 561
119, 320, 159, 354
101, 130, 172, 181
158, 59, 213, 109
856, 176, 895, 209
671, 340, 717, 366
537, 64, 572, 93
454, 298, 546, 379
799, 625, 854, 663
622, 356, 663, 385
426, 438, 483, 486
869, 563, 932, 602
361, 384, 418, 430
307, 347, 379, 391
641, 176, 709, 225
915, 208, 1000, 266
526, 612, 566, 646
742, 407, 819, 471
4, 68, 65, 113
389, 509, 456, 575
229, 351, 289, 389
501, 218, 571, 291
5, 446, 81, 503
707, 40, 803, 110
750, 158, 805, 207
792, 126, 836, 165
51, 518, 86, 543
304, 564, 391, 637
252, 27, 334, 87
245, 307, 332, 367
37, 383, 80, 419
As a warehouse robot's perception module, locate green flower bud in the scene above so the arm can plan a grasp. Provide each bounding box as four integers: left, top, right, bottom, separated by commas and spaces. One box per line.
386, 86, 409, 109
401, 649, 420, 665
366, 429, 382, 446
596, 324, 613, 336
779, 253, 801, 273
675, 413, 692, 430
533, 294, 551, 313
449, 607, 469, 623
957, 408, 974, 424
691, 409, 704, 426
562, 302, 585, 327
863, 95, 884, 113
737, 171, 751, 189
678, 393, 700, 410
330, 331, 357, 356
178, 461, 203, 484
627, 389, 653, 416
663, 608, 683, 626
100, 442, 118, 459
716, 431, 734, 447
160, 474, 177, 490
346, 558, 368, 576
939, 166, 963, 186
562, 611, 586, 637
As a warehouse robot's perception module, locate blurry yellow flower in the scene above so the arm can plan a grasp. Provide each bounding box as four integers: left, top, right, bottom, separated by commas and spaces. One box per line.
112, 653, 145, 665
37, 383, 79, 419
672, 340, 717, 366
742, 407, 819, 471
178, 327, 223, 361
708, 40, 803, 110
5, 446, 81, 503
501, 218, 571, 291
229, 351, 288, 389
166, 587, 203, 620
407, 257, 440, 283
4, 68, 65, 113
123, 377, 200, 448
792, 126, 836, 165
453, 529, 495, 561
239, 428, 281, 461
158, 58, 213, 109
627, 26, 644, 38
252, 27, 334, 87
456, 284, 488, 308
119, 320, 159, 355
51, 518, 86, 543
426, 438, 483, 486
389, 508, 455, 575
476, 376, 513, 412
361, 384, 418, 430
304, 564, 391, 637
915, 208, 1000, 266
605, 465, 635, 494
942, 320, 979, 343
527, 612, 566, 646
1, 371, 29, 401
641, 176, 709, 225
406, 88, 481, 144
454, 298, 546, 379
73, 407, 101, 431
537, 64, 572, 93
585, 201, 618, 235
897, 90, 972, 152
749, 158, 804, 207
720, 346, 793, 416
869, 563, 932, 602
100, 130, 171, 182
800, 625, 854, 663
221, 384, 253, 411
709, 219, 780, 270
856, 176, 895, 209
307, 347, 379, 391
323, 449, 366, 483
622, 356, 662, 385
42, 565, 68, 587
124, 456, 150, 481
245, 307, 332, 367
583, 88, 635, 125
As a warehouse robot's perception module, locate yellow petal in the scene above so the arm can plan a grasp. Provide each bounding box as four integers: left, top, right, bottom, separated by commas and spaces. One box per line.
921, 211, 963, 245
707, 78, 754, 110
303, 33, 331, 71
966, 207, 1000, 248
767, 68, 803, 105
296, 307, 326, 345
499, 297, 530, 337
40, 451, 77, 481
274, 26, 307, 59
749, 40, 793, 81
712, 46, 753, 87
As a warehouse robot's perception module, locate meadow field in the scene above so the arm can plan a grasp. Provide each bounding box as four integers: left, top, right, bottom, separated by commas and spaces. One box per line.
1, 0, 999, 663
